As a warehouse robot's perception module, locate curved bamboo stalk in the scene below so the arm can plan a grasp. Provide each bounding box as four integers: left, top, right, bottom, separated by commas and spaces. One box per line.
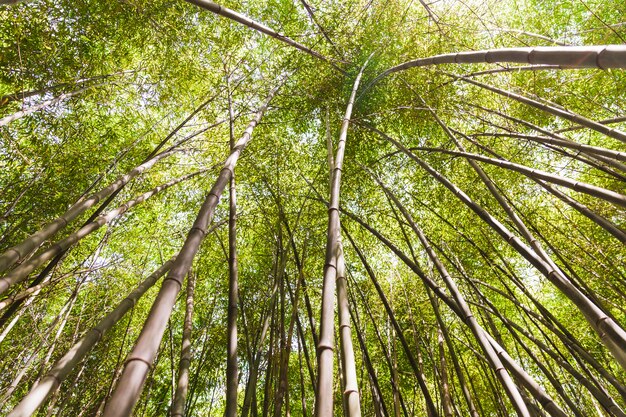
184, 0, 346, 74
6, 259, 174, 417
0, 169, 207, 300
0, 149, 177, 275
314, 55, 370, 417
101, 81, 282, 417
371, 45, 626, 85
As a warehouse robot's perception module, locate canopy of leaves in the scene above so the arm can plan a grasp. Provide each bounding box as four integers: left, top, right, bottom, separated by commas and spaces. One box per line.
0, 0, 624, 416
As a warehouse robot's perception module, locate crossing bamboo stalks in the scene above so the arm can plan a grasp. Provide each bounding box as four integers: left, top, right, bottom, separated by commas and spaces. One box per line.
6, 259, 175, 417
0, 169, 207, 301
0, 149, 177, 275
370, 45, 626, 86
0, 70, 136, 107
472, 132, 626, 164
454, 130, 626, 244
171, 270, 196, 417
410, 146, 626, 207
348, 302, 390, 417
460, 104, 626, 177
339, 208, 569, 417
536, 180, 626, 244
348, 270, 410, 417
101, 81, 283, 417
184, 0, 346, 74
361, 123, 626, 371
314, 56, 370, 417
427, 291, 480, 417
344, 228, 439, 417
369, 171, 532, 417
451, 75, 626, 144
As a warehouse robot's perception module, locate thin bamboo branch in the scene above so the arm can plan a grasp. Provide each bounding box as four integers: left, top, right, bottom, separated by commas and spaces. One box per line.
184, 0, 346, 74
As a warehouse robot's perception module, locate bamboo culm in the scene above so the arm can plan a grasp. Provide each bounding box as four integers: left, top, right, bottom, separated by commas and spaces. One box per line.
101, 81, 283, 417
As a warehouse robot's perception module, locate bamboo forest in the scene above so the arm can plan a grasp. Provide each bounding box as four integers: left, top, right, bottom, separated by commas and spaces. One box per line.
1, 0, 626, 416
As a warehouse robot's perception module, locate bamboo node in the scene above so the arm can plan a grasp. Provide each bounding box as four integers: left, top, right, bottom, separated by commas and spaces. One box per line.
124, 356, 154, 370
323, 262, 337, 269
595, 315, 610, 328
596, 47, 607, 70
316, 343, 334, 353
163, 277, 184, 289
190, 226, 207, 237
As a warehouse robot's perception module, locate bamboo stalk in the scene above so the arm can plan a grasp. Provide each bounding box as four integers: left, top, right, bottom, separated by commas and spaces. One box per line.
0, 169, 207, 299
6, 259, 174, 417
184, 0, 346, 74
101, 80, 283, 417
409, 146, 626, 208
371, 45, 626, 86
314, 55, 371, 417
0, 149, 177, 275
171, 270, 196, 417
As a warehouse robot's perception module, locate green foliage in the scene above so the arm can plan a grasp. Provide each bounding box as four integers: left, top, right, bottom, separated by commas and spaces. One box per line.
0, 0, 625, 416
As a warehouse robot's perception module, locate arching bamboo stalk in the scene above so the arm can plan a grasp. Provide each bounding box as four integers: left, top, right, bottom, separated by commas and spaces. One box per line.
101, 81, 283, 417
556, 116, 626, 133
457, 104, 626, 179
371, 45, 626, 86
314, 56, 370, 417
